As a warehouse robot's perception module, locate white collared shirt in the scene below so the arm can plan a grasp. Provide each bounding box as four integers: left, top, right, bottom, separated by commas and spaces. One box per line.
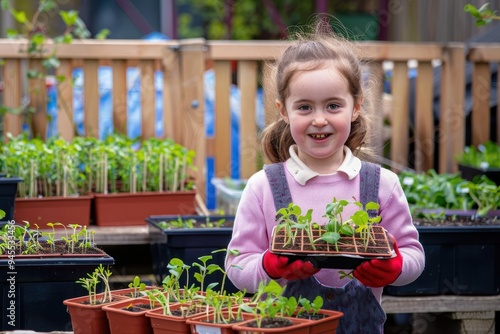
286, 145, 362, 185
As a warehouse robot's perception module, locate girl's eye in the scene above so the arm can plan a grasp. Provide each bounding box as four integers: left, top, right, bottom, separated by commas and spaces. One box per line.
298, 105, 311, 111
327, 103, 340, 110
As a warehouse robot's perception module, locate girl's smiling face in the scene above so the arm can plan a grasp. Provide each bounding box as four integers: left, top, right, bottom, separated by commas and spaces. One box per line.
277, 63, 360, 174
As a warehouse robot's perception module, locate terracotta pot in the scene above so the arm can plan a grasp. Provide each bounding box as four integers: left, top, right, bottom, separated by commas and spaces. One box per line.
231, 316, 311, 334
103, 297, 159, 334
110, 286, 162, 299
186, 309, 254, 334
93, 191, 197, 226
270, 225, 395, 269
14, 195, 92, 228
63, 293, 130, 334
295, 309, 344, 334
145, 303, 211, 334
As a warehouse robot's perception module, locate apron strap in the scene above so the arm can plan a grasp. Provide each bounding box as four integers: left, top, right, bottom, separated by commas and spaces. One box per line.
359, 161, 381, 218
264, 161, 381, 213
263, 162, 293, 212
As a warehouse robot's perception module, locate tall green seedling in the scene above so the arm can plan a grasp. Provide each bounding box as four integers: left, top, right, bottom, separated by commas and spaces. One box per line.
314, 198, 354, 251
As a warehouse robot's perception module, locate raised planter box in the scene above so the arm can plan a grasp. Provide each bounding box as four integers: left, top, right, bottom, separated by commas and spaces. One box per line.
94, 190, 197, 226
0, 254, 114, 331
384, 223, 500, 296
146, 214, 237, 292
14, 195, 92, 228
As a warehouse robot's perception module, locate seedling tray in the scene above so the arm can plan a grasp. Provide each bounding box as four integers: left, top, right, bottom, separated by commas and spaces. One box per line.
270, 225, 395, 269
146, 215, 237, 292
384, 224, 500, 296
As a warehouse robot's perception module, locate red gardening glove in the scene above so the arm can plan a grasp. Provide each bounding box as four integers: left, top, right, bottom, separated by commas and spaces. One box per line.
353, 235, 403, 287
263, 250, 320, 280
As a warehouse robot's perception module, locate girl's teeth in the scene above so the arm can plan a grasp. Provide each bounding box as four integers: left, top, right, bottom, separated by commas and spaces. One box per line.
312, 134, 326, 139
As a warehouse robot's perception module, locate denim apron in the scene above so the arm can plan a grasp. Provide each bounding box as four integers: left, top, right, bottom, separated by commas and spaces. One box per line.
264, 162, 386, 333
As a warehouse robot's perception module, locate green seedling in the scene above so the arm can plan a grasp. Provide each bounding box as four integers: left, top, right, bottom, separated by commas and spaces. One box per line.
297, 295, 324, 317
128, 275, 147, 298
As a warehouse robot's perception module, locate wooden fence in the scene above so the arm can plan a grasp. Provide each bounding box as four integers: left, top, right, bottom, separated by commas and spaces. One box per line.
0, 39, 498, 203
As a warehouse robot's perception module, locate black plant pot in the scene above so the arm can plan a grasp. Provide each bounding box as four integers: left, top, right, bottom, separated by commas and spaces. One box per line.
384, 222, 500, 296
0, 255, 114, 331
0, 175, 22, 225
146, 215, 238, 293
458, 163, 500, 185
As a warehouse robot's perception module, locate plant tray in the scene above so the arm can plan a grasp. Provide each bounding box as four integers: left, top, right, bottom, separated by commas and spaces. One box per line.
146, 215, 238, 292
384, 223, 500, 296
270, 225, 395, 269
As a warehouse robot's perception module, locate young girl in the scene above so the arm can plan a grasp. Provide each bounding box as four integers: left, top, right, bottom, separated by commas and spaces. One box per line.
225, 20, 425, 333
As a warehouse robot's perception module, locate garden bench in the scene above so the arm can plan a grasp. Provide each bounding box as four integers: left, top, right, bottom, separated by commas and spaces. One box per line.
382, 295, 499, 333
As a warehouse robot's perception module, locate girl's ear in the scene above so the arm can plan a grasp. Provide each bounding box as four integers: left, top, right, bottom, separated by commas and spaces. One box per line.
276, 99, 288, 123
351, 99, 362, 122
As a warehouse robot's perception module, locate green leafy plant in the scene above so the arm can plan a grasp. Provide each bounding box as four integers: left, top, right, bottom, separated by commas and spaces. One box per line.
275, 202, 315, 249
0, 0, 109, 137
76, 271, 100, 305
399, 169, 500, 217
128, 275, 147, 298
399, 169, 472, 215
272, 198, 384, 254
312, 198, 381, 251
156, 216, 227, 229
0, 221, 96, 255
467, 176, 500, 216
465, 3, 500, 26
76, 264, 113, 305
0, 134, 86, 198
76, 134, 196, 194
296, 295, 324, 317
240, 280, 287, 328
0, 221, 41, 255
455, 141, 500, 169
314, 198, 355, 251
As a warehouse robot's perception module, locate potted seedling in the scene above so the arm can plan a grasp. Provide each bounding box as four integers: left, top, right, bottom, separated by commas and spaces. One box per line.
294, 296, 343, 333
145, 257, 213, 334
270, 198, 394, 269
232, 280, 311, 333
102, 275, 163, 334
0, 135, 93, 228
64, 264, 130, 334
185, 289, 255, 334
82, 134, 198, 226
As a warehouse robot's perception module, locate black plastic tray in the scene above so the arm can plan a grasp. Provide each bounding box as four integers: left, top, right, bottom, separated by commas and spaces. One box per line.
146, 215, 237, 292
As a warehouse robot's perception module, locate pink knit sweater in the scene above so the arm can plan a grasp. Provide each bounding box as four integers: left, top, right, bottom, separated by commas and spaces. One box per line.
225, 146, 425, 303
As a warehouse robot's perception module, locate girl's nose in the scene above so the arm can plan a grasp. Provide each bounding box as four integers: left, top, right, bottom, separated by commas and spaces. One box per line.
312, 114, 328, 127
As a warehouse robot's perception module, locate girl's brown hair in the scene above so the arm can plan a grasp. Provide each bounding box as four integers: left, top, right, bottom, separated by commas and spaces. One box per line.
261, 18, 375, 164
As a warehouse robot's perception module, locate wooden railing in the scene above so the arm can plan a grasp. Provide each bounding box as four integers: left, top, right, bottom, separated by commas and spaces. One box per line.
1, 39, 498, 203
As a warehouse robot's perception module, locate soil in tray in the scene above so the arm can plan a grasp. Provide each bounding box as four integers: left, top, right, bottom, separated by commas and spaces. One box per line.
413, 215, 500, 227
271, 225, 392, 256
2, 240, 108, 257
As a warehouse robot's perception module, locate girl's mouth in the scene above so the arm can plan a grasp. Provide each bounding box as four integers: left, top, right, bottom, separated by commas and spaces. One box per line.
310, 134, 330, 139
